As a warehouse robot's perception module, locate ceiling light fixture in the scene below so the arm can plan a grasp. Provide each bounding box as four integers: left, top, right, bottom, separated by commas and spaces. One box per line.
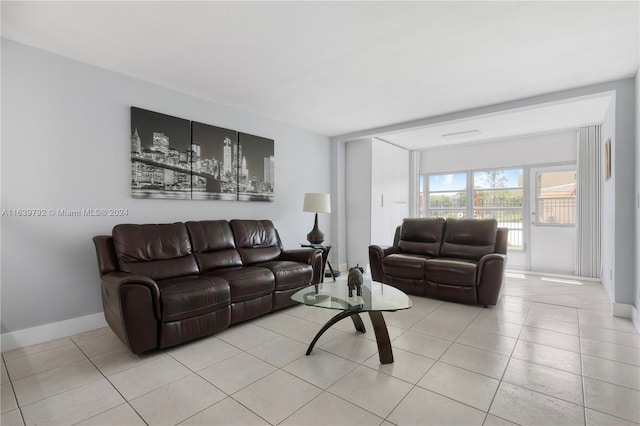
441, 129, 482, 140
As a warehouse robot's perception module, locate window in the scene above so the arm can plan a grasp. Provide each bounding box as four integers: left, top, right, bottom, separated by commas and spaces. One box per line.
421, 168, 524, 249
423, 173, 467, 219
535, 170, 576, 225
473, 169, 524, 249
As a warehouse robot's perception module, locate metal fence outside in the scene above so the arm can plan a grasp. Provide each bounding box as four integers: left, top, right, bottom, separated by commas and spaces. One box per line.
537, 196, 576, 225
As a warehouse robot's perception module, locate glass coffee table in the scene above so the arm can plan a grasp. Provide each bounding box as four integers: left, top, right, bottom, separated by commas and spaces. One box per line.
291, 280, 412, 364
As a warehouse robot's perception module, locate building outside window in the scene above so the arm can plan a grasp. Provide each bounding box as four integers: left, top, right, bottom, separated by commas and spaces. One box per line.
534, 170, 576, 225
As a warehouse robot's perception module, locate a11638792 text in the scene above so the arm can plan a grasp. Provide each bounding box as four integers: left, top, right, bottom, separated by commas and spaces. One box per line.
2, 208, 129, 217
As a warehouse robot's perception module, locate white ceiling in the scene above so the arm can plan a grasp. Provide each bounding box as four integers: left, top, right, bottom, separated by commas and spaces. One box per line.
2, 1, 638, 148
382, 93, 614, 149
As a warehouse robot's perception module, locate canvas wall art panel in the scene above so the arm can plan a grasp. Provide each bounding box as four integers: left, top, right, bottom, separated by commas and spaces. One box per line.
191, 121, 239, 200
237, 132, 275, 201
130, 107, 275, 202
131, 107, 192, 199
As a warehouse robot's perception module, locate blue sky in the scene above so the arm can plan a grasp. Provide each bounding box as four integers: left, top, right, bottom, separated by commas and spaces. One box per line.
428, 173, 467, 191
426, 169, 522, 192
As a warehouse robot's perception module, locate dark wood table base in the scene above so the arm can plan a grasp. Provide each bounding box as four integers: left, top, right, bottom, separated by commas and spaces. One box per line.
305, 310, 394, 364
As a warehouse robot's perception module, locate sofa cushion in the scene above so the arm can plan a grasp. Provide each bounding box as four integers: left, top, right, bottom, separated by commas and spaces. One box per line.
397, 218, 445, 256
257, 261, 313, 290
156, 275, 230, 322
382, 253, 429, 279
425, 258, 478, 286
205, 266, 275, 303
230, 220, 282, 265
440, 219, 498, 260
186, 220, 243, 272
113, 223, 199, 280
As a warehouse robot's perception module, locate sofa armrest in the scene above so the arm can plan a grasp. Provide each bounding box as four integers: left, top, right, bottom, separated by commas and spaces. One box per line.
101, 272, 161, 310
280, 248, 321, 264
280, 248, 323, 284
100, 272, 162, 353
368, 245, 400, 282
476, 253, 507, 306
93, 235, 118, 274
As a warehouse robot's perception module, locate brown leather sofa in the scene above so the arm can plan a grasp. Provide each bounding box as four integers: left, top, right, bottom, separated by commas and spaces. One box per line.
93, 219, 322, 354
369, 218, 508, 306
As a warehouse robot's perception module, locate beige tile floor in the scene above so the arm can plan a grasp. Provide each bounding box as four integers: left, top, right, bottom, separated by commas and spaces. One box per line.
2, 272, 639, 425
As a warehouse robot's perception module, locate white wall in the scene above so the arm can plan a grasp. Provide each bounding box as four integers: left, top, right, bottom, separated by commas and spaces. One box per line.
345, 139, 373, 269
420, 130, 577, 273
635, 67, 640, 329
419, 130, 577, 172
598, 79, 636, 308
1, 39, 332, 338
601, 97, 616, 302
330, 140, 347, 272
344, 138, 409, 269
332, 78, 637, 312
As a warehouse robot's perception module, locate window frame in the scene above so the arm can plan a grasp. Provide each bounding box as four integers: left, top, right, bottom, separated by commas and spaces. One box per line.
421, 168, 525, 251
422, 171, 469, 219
533, 169, 577, 227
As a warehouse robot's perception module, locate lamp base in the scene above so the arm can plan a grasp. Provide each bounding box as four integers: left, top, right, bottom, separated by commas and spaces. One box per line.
307, 213, 325, 244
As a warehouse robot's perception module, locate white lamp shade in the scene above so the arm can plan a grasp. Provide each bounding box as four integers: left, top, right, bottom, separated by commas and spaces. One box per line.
303, 193, 331, 213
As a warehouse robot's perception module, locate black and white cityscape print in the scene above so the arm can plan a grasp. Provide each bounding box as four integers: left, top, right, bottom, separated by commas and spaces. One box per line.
130, 107, 275, 201
238, 132, 275, 201
130, 108, 192, 199
191, 122, 238, 200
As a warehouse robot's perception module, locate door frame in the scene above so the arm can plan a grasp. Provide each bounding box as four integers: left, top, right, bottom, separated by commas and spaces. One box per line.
527, 163, 577, 274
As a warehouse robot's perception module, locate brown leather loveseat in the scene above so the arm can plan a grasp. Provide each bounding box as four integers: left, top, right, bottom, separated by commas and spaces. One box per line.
369, 218, 508, 306
93, 219, 322, 354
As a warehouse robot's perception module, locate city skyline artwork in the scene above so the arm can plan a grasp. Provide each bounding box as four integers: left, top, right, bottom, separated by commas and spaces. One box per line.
130, 107, 275, 201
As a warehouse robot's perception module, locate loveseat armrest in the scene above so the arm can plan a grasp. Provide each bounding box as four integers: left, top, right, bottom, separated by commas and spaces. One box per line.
476, 253, 507, 306
368, 245, 400, 282
100, 271, 162, 353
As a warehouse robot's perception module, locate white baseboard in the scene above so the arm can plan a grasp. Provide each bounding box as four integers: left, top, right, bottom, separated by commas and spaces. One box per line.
1, 313, 107, 352
614, 303, 640, 334
505, 269, 602, 283
612, 302, 634, 318
633, 306, 640, 334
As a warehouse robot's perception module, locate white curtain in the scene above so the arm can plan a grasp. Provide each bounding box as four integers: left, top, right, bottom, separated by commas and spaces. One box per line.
575, 125, 602, 278
409, 150, 420, 217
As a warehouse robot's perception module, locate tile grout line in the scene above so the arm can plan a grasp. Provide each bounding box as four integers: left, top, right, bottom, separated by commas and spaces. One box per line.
377, 303, 480, 424
162, 344, 278, 425
377, 307, 439, 425
504, 298, 639, 424
1, 355, 27, 426
478, 301, 529, 425
284, 301, 440, 424
3, 278, 638, 425
579, 313, 588, 426
70, 338, 150, 426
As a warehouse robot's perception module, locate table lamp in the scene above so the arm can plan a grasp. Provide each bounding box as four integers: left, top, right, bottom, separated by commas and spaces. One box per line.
303, 193, 331, 244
